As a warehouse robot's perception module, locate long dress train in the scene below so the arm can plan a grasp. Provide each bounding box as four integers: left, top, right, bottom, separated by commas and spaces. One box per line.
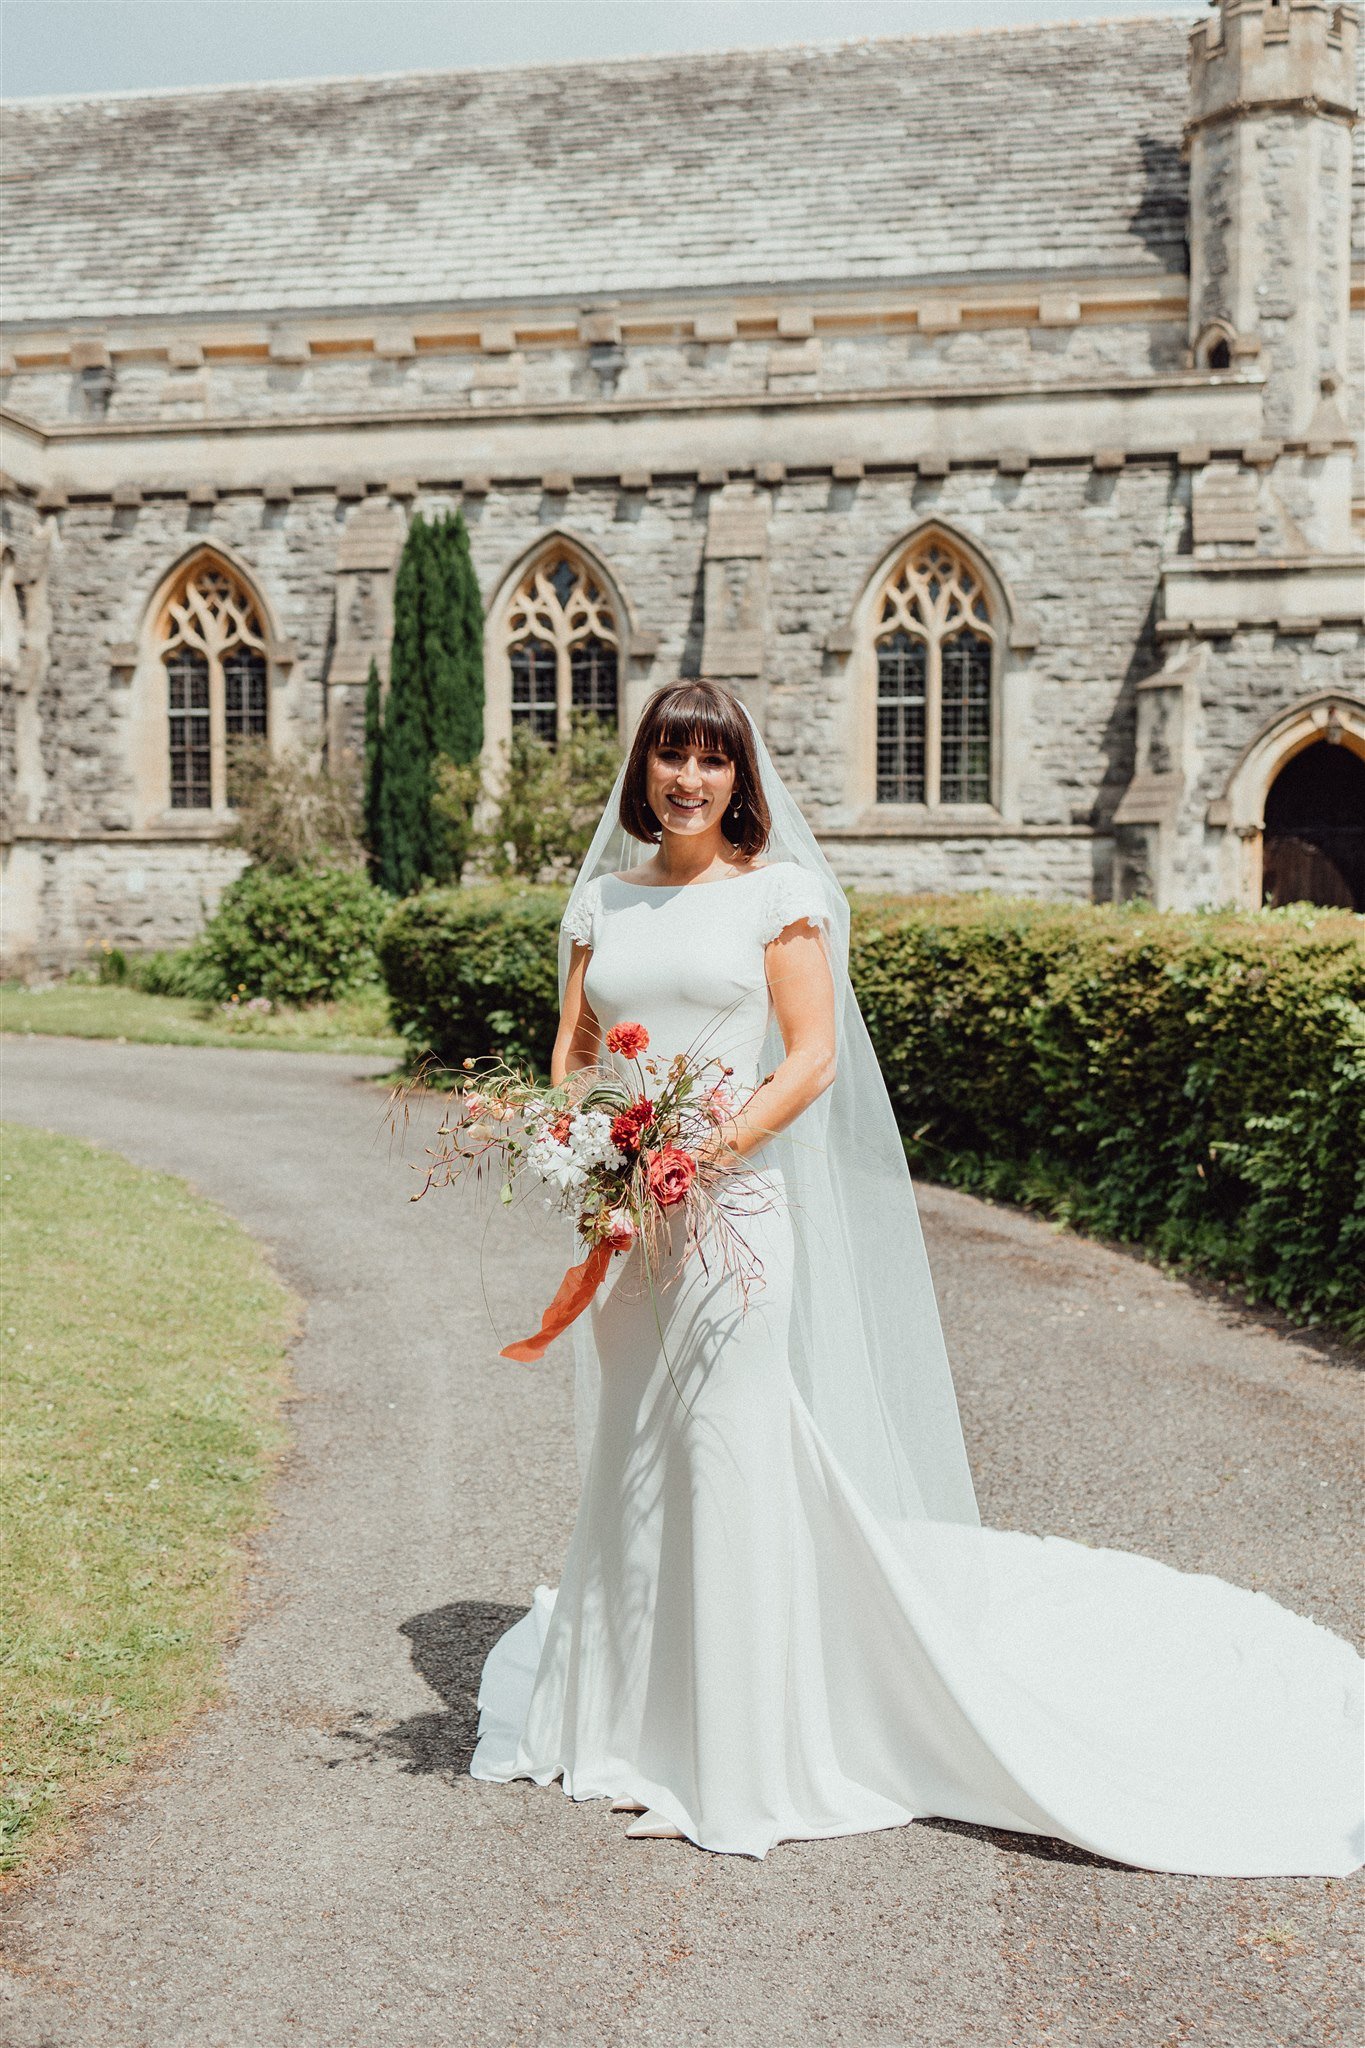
470, 863, 1363, 1874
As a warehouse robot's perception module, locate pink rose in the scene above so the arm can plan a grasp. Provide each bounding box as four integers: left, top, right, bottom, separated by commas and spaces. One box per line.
645, 1146, 698, 1209
604, 1207, 636, 1252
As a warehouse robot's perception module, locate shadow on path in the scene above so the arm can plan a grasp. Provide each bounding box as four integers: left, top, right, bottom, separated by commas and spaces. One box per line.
327, 1601, 525, 1780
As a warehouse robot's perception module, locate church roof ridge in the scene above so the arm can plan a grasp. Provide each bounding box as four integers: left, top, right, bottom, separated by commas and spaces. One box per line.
0, 15, 1196, 110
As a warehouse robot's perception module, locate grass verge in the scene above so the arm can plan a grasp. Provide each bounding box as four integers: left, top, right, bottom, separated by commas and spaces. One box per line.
0, 1124, 297, 1881
0, 981, 403, 1057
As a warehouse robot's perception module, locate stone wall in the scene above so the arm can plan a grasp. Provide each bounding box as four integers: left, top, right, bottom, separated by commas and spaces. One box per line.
1, 312, 1190, 433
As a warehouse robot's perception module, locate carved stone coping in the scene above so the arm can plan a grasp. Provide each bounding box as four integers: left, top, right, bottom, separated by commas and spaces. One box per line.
69, 337, 111, 372
268, 332, 310, 366
110, 484, 142, 507
618, 467, 651, 491
755, 461, 787, 485
35, 487, 69, 511
262, 476, 294, 502
696, 466, 728, 487
831, 458, 864, 481
186, 483, 218, 505
1112, 773, 1183, 828
996, 449, 1030, 475
461, 475, 492, 496
540, 470, 573, 495
385, 476, 419, 500
1092, 448, 1126, 471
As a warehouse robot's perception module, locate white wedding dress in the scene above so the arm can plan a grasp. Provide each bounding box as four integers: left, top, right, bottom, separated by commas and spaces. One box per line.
470, 861, 1364, 1874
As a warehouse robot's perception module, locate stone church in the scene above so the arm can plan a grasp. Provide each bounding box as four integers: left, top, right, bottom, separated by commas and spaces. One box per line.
2, 2, 1362, 969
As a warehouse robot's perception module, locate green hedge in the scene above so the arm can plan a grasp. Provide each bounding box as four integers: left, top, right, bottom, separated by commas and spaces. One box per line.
379, 887, 1365, 1338
851, 897, 1364, 1340
198, 866, 389, 1005
377, 883, 564, 1073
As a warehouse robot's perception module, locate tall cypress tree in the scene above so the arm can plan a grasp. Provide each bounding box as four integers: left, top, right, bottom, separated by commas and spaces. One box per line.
371, 511, 486, 895
375, 518, 430, 895
429, 510, 485, 769
362, 657, 384, 885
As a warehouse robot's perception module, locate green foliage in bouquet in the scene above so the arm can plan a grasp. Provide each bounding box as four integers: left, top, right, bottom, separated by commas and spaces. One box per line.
377, 884, 564, 1074
379, 886, 1365, 1337
197, 866, 390, 1005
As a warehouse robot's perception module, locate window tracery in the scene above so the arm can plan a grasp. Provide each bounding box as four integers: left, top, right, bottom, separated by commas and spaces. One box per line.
157, 556, 269, 809
872, 536, 995, 806
506, 550, 620, 743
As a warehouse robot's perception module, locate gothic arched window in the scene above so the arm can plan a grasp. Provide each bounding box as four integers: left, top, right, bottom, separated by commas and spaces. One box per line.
157, 556, 269, 809
505, 550, 619, 745
872, 535, 996, 807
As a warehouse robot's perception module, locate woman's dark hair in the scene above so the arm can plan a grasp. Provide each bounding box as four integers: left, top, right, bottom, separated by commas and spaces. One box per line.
619, 680, 771, 857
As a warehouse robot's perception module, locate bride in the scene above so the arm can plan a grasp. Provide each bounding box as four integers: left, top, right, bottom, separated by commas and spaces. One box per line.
470, 678, 1363, 1873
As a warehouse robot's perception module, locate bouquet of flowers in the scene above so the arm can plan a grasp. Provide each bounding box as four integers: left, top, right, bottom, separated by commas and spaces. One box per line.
394, 1022, 774, 1365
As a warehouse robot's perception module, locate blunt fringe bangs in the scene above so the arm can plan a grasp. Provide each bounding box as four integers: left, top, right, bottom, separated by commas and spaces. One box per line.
619, 681, 771, 857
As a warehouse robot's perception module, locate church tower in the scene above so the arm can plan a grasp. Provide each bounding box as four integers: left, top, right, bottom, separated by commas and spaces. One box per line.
1185, 0, 1359, 548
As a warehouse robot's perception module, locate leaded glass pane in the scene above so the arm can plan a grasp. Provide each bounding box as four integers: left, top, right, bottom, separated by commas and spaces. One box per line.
569, 636, 618, 724
510, 638, 557, 744
223, 645, 268, 737
548, 559, 577, 608
166, 647, 211, 808
940, 629, 992, 803
876, 631, 927, 803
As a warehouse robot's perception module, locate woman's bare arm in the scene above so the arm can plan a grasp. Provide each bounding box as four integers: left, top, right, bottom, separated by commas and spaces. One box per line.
550, 941, 602, 1086
701, 920, 837, 1164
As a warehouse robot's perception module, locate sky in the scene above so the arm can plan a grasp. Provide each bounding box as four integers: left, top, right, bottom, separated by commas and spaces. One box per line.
2, 0, 1200, 100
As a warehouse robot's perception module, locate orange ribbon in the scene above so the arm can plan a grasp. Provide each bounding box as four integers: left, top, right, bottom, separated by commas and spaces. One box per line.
500, 1241, 613, 1363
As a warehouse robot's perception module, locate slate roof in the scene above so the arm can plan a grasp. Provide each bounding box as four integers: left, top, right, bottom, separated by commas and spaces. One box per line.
4, 20, 1196, 325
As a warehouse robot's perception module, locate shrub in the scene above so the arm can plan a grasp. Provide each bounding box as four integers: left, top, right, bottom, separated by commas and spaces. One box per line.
224, 738, 366, 873
474, 714, 622, 882
92, 941, 222, 1001
377, 883, 564, 1073
379, 886, 1365, 1337
198, 866, 389, 1005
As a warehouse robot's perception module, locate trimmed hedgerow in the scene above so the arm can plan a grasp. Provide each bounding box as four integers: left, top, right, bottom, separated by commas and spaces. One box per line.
379, 887, 1365, 1338
850, 897, 1364, 1341
377, 883, 564, 1075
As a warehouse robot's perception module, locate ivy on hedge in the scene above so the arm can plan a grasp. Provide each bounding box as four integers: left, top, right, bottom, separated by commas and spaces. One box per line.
378, 887, 1365, 1338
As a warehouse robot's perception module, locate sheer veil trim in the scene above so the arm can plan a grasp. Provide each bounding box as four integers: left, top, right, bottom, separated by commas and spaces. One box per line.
557, 706, 981, 1541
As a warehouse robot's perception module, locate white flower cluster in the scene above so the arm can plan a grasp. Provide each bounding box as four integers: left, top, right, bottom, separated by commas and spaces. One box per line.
527, 1108, 625, 1204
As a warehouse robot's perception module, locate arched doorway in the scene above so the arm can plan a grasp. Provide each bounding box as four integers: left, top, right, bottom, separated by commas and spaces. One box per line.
1262, 742, 1365, 910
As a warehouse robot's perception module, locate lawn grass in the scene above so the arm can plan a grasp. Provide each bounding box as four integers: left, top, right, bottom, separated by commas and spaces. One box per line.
0, 1124, 297, 1880
1, 980, 403, 1058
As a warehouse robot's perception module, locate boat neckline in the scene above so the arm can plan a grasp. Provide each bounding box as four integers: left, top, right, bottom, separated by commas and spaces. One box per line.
605, 862, 775, 890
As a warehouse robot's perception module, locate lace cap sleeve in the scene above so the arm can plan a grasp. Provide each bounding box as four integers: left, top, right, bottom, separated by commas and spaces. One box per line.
561, 876, 600, 949
757, 862, 834, 946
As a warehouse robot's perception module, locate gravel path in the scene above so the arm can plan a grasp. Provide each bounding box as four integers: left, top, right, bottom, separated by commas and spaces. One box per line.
2, 1037, 1360, 2048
